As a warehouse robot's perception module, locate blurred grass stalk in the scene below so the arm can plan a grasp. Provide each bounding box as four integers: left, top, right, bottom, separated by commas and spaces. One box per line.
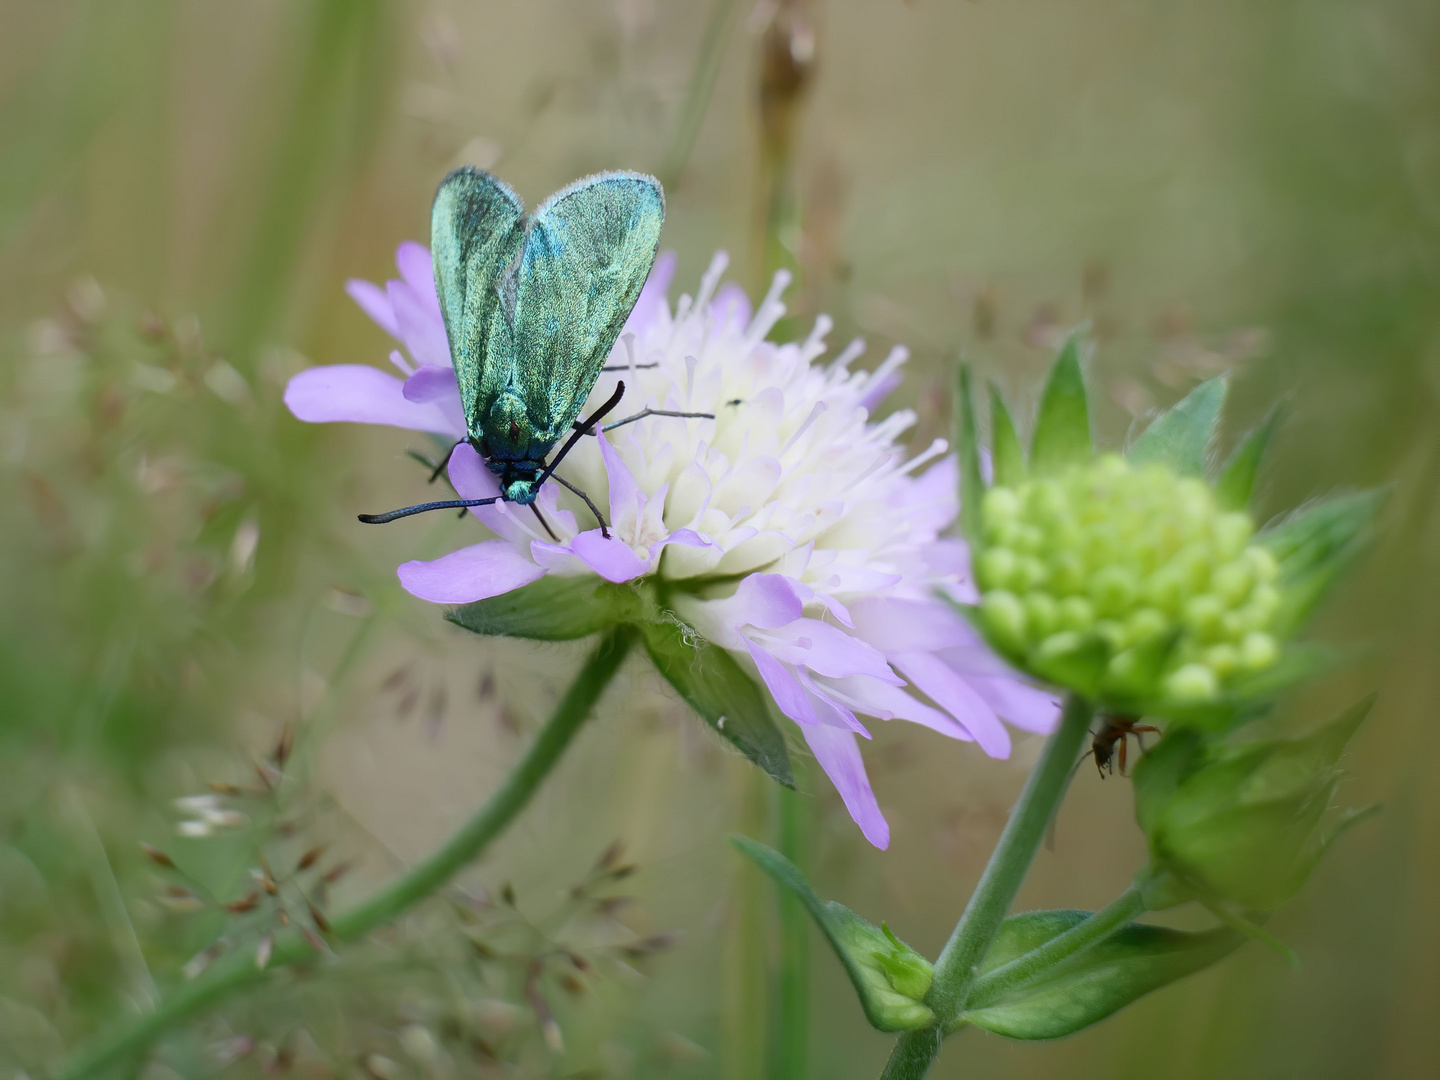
727, 3, 822, 1078
219, 0, 391, 374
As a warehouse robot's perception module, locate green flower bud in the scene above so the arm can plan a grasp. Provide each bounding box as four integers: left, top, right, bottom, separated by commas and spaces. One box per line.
958, 383, 1379, 722
1133, 698, 1374, 912
1165, 663, 1218, 702
977, 547, 1019, 591
1023, 591, 1060, 638
823, 912, 935, 1030
980, 590, 1027, 653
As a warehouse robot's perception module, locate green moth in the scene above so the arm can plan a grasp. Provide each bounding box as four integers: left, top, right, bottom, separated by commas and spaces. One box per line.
361, 167, 707, 534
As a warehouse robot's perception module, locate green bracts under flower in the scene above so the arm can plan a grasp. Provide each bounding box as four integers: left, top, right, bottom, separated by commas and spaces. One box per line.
1132, 695, 1376, 912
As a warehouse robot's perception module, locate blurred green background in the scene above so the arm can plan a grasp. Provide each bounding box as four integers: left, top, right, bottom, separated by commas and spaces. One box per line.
1, 1, 1437, 1077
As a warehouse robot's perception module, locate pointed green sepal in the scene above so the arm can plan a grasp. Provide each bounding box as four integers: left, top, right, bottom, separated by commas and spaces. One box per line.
1215, 405, 1283, 511
1259, 488, 1386, 637
729, 837, 935, 1032
447, 576, 645, 640
960, 910, 1240, 1040
1029, 334, 1093, 473
641, 620, 793, 787
1128, 375, 1228, 477
956, 365, 986, 546
989, 382, 1025, 487
1133, 695, 1375, 912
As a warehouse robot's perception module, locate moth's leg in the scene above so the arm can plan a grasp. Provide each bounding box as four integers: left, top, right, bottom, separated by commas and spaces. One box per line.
428, 441, 461, 483
601, 407, 715, 432
549, 474, 610, 539
599, 362, 658, 372
536, 382, 628, 488
530, 502, 560, 542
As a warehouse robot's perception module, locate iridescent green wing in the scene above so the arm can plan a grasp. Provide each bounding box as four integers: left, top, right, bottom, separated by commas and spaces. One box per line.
430, 167, 526, 436
506, 171, 664, 443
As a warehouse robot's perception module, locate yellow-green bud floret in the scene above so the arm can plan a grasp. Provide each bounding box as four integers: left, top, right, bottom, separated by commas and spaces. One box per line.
975, 454, 1281, 703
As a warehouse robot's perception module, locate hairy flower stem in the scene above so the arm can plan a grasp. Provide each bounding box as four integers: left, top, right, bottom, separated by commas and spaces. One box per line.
56, 626, 635, 1080
776, 772, 812, 1079
879, 693, 1095, 1080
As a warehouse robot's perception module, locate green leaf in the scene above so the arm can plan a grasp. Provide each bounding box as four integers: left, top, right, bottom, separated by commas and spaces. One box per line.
955, 365, 985, 545
1029, 334, 1093, 473
1215, 405, 1282, 511
730, 837, 935, 1032
989, 383, 1025, 487
640, 620, 793, 787
962, 910, 1240, 1039
446, 575, 645, 641
1128, 376, 1228, 477
1259, 489, 1386, 636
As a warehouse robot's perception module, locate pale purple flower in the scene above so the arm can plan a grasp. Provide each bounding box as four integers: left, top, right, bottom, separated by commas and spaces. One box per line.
286, 244, 1060, 848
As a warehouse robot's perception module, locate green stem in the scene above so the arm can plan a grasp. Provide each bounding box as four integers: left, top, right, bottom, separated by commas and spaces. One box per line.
961, 885, 1146, 1013
56, 626, 635, 1080
775, 777, 810, 1080
879, 693, 1094, 1080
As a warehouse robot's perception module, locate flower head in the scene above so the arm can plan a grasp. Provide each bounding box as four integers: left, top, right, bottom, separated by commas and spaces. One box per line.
954, 340, 1382, 727
287, 244, 1060, 848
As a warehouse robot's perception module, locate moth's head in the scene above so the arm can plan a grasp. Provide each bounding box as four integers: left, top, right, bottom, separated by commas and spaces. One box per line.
503, 474, 540, 505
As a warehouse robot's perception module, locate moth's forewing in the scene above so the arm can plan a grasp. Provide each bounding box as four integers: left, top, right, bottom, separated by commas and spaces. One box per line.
430, 167, 526, 438
508, 172, 665, 446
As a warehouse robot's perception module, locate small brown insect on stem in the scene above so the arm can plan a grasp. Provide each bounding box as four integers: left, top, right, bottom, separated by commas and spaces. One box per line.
1083, 715, 1162, 777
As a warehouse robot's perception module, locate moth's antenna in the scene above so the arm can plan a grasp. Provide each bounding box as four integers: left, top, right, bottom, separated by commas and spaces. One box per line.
530, 502, 560, 542
358, 496, 503, 525
536, 381, 628, 488
549, 474, 610, 539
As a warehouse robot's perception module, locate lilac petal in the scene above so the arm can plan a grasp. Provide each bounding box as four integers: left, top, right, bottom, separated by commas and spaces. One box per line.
892, 650, 1011, 760
661, 528, 713, 548
755, 619, 904, 684
746, 640, 816, 726
403, 365, 458, 403
796, 670, 873, 737
626, 250, 677, 334
394, 242, 442, 313
970, 675, 1062, 735
284, 365, 464, 437
397, 540, 546, 604
711, 282, 752, 330
529, 541, 595, 576
723, 574, 805, 630
345, 279, 399, 339
802, 723, 890, 850
596, 432, 643, 525
448, 442, 500, 499
828, 675, 973, 742
647, 528, 715, 569
569, 530, 649, 583
901, 456, 960, 536
388, 279, 452, 369
446, 443, 531, 542
848, 596, 980, 655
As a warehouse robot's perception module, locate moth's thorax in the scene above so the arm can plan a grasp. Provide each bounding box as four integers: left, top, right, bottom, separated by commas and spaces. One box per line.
472, 390, 547, 506
483, 390, 536, 462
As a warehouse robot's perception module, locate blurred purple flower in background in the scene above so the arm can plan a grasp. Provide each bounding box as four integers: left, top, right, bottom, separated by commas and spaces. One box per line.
286, 245, 1059, 848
